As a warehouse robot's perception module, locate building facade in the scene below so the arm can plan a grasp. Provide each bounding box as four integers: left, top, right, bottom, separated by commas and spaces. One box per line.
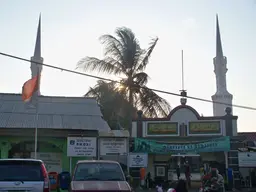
0, 16, 111, 172
129, 16, 244, 189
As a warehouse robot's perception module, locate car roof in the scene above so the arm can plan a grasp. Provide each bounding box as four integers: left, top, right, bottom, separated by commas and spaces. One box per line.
76, 160, 120, 164
0, 158, 43, 163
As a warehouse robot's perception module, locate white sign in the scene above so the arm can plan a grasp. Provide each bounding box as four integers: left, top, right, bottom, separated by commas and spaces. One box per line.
128, 153, 148, 168
31, 152, 62, 173
99, 138, 127, 155
67, 137, 97, 157
238, 152, 256, 167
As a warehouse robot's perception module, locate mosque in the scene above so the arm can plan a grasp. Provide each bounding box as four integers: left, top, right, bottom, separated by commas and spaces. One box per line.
130, 15, 255, 189
0, 14, 255, 189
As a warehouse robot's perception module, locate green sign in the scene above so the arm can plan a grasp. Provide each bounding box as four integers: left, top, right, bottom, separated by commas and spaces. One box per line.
147, 122, 178, 135
189, 121, 221, 134
134, 136, 230, 154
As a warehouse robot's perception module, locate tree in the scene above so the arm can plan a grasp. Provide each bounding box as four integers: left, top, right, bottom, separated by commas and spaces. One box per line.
77, 27, 171, 118
85, 80, 137, 129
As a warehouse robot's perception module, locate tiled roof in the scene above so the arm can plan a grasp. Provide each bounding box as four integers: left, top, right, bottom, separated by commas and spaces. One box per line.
0, 93, 110, 131
238, 132, 256, 141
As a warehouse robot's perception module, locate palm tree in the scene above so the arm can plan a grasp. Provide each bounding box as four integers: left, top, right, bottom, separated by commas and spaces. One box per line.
77, 27, 171, 118
85, 80, 137, 129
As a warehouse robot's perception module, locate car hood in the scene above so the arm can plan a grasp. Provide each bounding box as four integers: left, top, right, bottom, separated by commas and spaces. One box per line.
71, 181, 131, 191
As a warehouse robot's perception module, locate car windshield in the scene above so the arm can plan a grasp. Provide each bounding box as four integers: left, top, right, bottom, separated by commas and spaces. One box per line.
0, 160, 44, 182
74, 162, 125, 181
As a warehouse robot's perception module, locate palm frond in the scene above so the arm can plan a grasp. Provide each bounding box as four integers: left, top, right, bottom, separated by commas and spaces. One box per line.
136, 37, 159, 72
132, 72, 150, 87
99, 35, 125, 69
137, 87, 171, 118
115, 27, 142, 70
77, 57, 123, 75
85, 87, 100, 97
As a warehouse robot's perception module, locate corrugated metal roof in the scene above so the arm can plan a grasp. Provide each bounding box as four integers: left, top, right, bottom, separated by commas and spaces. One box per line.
0, 93, 110, 131
238, 132, 256, 141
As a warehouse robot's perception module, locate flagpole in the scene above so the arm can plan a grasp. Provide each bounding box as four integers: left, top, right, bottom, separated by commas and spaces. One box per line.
34, 101, 38, 159
22, 59, 41, 160
34, 62, 40, 159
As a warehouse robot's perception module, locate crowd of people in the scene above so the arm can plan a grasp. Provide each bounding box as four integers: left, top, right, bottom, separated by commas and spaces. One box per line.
137, 163, 225, 192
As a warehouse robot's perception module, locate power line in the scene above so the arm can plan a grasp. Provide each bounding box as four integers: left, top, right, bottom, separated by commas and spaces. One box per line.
0, 51, 255, 111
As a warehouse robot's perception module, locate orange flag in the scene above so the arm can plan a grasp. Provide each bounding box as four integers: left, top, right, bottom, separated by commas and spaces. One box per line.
22, 74, 40, 102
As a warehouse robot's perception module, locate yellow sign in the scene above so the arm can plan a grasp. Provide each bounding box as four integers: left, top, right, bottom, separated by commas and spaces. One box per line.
189, 121, 221, 134
147, 122, 178, 135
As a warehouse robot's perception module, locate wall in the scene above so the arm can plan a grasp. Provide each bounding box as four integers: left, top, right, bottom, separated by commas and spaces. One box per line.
0, 136, 88, 173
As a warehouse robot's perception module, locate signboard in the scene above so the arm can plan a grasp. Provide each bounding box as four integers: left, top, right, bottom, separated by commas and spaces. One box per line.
67, 137, 97, 157
99, 138, 127, 155
134, 136, 230, 154
128, 153, 148, 168
238, 152, 256, 167
31, 152, 62, 173
188, 121, 221, 135
146, 122, 178, 136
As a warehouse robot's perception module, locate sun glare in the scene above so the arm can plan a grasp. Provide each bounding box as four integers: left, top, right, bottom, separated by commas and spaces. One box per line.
118, 84, 126, 91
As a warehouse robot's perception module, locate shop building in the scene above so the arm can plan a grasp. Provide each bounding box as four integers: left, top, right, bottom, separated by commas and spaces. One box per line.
0, 16, 111, 172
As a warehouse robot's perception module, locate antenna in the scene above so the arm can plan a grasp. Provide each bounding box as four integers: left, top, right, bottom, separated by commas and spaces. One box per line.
181, 50, 184, 90
180, 50, 187, 105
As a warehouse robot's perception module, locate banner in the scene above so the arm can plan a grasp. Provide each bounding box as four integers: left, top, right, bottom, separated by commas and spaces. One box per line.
134, 136, 230, 154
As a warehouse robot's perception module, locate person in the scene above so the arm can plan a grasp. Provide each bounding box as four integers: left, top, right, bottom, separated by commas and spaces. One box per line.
146, 172, 151, 189
175, 179, 188, 192
176, 163, 181, 180
216, 169, 225, 192
156, 184, 163, 192
184, 161, 191, 188
202, 168, 225, 192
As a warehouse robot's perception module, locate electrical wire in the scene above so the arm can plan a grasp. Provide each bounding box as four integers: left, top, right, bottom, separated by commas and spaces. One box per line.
0, 51, 255, 111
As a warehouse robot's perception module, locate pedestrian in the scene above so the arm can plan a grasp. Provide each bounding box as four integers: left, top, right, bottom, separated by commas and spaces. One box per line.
175, 179, 188, 192
146, 172, 152, 189
184, 161, 191, 188
156, 184, 163, 192
176, 163, 181, 180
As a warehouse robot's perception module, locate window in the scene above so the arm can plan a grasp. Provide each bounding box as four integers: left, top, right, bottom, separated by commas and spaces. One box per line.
156, 166, 165, 177
0, 160, 43, 181
74, 162, 125, 181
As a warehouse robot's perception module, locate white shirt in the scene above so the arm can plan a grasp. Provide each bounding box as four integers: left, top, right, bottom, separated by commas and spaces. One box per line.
156, 185, 163, 192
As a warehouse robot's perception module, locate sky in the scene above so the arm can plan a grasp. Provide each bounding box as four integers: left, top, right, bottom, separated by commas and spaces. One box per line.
0, 0, 255, 132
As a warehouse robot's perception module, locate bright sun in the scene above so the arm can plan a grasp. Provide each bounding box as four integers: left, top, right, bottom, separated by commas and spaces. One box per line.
117, 84, 126, 91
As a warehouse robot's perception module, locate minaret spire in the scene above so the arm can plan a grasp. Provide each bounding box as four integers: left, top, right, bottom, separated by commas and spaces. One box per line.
34, 14, 41, 58
216, 14, 223, 58
212, 15, 233, 116
31, 14, 43, 96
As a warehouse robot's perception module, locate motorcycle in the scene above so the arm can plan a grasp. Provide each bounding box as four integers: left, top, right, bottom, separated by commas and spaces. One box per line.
199, 177, 222, 192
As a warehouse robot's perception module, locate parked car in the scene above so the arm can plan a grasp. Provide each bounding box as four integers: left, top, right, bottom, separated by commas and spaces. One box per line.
69, 160, 132, 192
0, 158, 50, 192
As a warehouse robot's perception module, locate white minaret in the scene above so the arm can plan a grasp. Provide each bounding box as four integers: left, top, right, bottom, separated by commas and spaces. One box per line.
212, 15, 233, 116
30, 14, 43, 96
